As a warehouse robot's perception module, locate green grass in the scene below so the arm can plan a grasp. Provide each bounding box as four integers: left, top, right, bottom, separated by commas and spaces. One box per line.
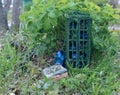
0, 32, 120, 95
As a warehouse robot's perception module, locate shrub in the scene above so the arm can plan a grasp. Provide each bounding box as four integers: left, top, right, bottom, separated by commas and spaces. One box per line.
20, 0, 120, 58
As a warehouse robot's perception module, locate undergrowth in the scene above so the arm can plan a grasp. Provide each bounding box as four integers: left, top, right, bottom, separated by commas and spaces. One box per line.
0, 32, 119, 95
0, 0, 120, 95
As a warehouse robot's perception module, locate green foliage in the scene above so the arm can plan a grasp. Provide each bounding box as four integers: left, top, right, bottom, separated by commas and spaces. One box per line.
0, 37, 20, 79
0, 49, 120, 94
88, 0, 108, 5
51, 55, 119, 95
19, 1, 120, 93
0, 33, 119, 94
23, 0, 32, 11
0, 32, 35, 93
20, 0, 120, 58
20, 0, 77, 54
1, 1, 120, 93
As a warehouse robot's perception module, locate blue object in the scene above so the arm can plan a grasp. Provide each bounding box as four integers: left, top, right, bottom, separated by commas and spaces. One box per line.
72, 53, 76, 59
80, 33, 87, 39
54, 50, 65, 65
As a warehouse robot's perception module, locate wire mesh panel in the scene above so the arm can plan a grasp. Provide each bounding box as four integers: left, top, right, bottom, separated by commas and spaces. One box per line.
66, 11, 92, 68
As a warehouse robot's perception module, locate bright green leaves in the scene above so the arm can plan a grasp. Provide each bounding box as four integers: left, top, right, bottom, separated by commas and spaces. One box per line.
112, 9, 120, 20
43, 17, 51, 31
56, 0, 76, 11
21, 0, 59, 33
48, 10, 56, 18
20, 0, 120, 55
32, 0, 40, 4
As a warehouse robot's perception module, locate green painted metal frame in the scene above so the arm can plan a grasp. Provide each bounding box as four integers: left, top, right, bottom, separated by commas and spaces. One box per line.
66, 11, 92, 68
22, 0, 32, 7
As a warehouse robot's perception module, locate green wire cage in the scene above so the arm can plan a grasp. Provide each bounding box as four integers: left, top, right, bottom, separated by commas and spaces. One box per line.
66, 11, 92, 68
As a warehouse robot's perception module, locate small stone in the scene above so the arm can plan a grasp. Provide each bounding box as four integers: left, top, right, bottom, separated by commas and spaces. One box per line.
9, 93, 15, 95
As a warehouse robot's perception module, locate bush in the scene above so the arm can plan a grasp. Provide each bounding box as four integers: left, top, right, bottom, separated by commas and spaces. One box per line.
20, 0, 120, 58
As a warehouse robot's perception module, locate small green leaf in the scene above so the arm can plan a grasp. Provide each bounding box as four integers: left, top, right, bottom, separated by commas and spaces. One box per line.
43, 17, 51, 31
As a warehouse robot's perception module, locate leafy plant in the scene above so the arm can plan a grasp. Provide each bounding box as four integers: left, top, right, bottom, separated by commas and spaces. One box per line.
0, 35, 20, 78
58, 54, 120, 95
0, 32, 36, 93
0, 33, 119, 94
20, 0, 120, 59
19, 1, 120, 94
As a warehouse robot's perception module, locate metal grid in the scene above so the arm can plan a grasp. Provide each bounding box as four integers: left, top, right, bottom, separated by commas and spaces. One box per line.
66, 11, 92, 68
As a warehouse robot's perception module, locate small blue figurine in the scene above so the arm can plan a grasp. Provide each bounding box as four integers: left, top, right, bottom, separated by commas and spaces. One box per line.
54, 50, 65, 66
